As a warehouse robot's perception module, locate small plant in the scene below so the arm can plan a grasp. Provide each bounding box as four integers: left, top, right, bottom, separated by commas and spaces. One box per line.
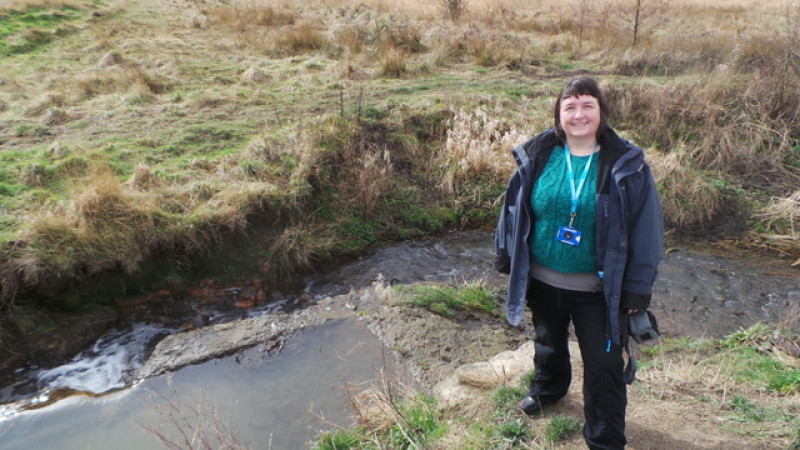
545, 415, 582, 443
495, 418, 534, 447
725, 395, 791, 423
724, 322, 774, 349
313, 430, 361, 450
388, 394, 446, 448
493, 385, 525, 417
767, 368, 800, 394
315, 370, 445, 449
606, 0, 666, 47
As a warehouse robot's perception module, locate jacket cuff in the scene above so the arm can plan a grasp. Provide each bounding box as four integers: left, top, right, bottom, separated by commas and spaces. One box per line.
621, 291, 651, 310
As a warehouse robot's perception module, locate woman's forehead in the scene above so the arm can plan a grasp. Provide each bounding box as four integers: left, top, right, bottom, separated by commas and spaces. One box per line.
561, 94, 598, 105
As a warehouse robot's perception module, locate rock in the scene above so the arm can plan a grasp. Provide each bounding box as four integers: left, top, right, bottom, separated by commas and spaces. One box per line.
433, 341, 535, 408
136, 295, 351, 379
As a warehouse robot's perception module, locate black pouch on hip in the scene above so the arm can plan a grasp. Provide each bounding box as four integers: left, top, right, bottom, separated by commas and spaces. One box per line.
628, 310, 660, 344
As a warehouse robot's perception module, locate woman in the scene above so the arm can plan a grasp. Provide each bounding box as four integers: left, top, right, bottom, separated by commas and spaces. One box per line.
494, 75, 663, 449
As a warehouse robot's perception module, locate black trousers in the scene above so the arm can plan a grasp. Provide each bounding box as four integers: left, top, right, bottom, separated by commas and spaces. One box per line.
526, 278, 627, 450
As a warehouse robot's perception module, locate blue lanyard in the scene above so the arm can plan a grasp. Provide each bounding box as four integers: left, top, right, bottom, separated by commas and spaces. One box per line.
564, 144, 597, 227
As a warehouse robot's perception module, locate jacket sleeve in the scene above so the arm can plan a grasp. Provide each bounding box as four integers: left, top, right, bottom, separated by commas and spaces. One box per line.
494, 172, 521, 274
621, 161, 664, 310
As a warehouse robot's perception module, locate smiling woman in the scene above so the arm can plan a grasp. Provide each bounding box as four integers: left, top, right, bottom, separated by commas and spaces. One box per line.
558, 95, 601, 155
1, 0, 799, 432
494, 75, 664, 449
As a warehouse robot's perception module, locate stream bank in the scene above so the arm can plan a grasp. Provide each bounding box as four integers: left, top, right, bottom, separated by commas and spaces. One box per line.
1, 231, 799, 449
4, 231, 800, 405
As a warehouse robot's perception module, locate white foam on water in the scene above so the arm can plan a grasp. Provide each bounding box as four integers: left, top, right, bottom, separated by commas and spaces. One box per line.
35, 323, 170, 394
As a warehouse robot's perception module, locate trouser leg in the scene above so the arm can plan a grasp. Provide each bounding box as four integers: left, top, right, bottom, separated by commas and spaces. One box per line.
571, 294, 627, 450
526, 279, 571, 398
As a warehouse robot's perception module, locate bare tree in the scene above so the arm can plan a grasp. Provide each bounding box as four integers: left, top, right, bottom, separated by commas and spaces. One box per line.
610, 0, 665, 47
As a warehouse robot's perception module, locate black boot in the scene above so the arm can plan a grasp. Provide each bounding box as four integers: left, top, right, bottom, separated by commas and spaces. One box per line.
521, 393, 561, 416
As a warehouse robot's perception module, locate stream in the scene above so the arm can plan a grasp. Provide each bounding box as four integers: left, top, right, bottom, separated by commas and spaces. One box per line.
0, 231, 798, 448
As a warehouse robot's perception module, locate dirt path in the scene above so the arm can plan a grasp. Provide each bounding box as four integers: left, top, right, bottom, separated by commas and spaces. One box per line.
351, 280, 794, 449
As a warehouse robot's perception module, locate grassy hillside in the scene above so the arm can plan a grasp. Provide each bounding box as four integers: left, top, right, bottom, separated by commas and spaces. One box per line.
1, 0, 799, 356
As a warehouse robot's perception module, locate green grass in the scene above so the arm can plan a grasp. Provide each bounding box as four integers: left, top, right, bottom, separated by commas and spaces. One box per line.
493, 384, 526, 417
313, 430, 362, 450
394, 281, 500, 318
717, 324, 800, 394
313, 393, 445, 450
493, 369, 535, 418
545, 415, 582, 443
494, 418, 534, 448
0, 5, 91, 56
726, 395, 793, 424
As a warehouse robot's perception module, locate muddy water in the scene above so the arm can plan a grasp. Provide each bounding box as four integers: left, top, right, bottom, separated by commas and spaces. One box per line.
0, 318, 405, 449
0, 231, 797, 448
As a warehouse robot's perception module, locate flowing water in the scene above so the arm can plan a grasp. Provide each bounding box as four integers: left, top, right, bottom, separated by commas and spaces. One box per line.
0, 231, 798, 448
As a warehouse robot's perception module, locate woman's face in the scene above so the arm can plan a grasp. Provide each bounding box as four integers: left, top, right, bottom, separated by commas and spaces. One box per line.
559, 94, 601, 142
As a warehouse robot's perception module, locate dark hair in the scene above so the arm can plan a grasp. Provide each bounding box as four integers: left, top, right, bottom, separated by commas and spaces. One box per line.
553, 75, 610, 144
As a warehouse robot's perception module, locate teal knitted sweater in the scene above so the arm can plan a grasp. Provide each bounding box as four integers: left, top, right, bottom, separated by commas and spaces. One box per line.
529, 146, 599, 273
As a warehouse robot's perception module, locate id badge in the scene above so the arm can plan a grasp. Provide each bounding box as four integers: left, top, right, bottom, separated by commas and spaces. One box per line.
556, 225, 582, 246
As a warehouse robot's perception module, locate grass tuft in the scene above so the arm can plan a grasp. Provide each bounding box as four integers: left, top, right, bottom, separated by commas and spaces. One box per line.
394, 280, 499, 318
545, 414, 582, 443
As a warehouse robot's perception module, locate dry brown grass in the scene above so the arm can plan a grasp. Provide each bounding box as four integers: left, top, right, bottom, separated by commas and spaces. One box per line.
438, 107, 530, 194
209, 1, 296, 29
337, 365, 421, 442
647, 149, 726, 228
379, 47, 407, 77
356, 148, 395, 217
124, 164, 161, 191
20, 166, 160, 277
761, 190, 800, 236
266, 222, 337, 276
72, 64, 168, 101
273, 21, 329, 55
604, 75, 799, 188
